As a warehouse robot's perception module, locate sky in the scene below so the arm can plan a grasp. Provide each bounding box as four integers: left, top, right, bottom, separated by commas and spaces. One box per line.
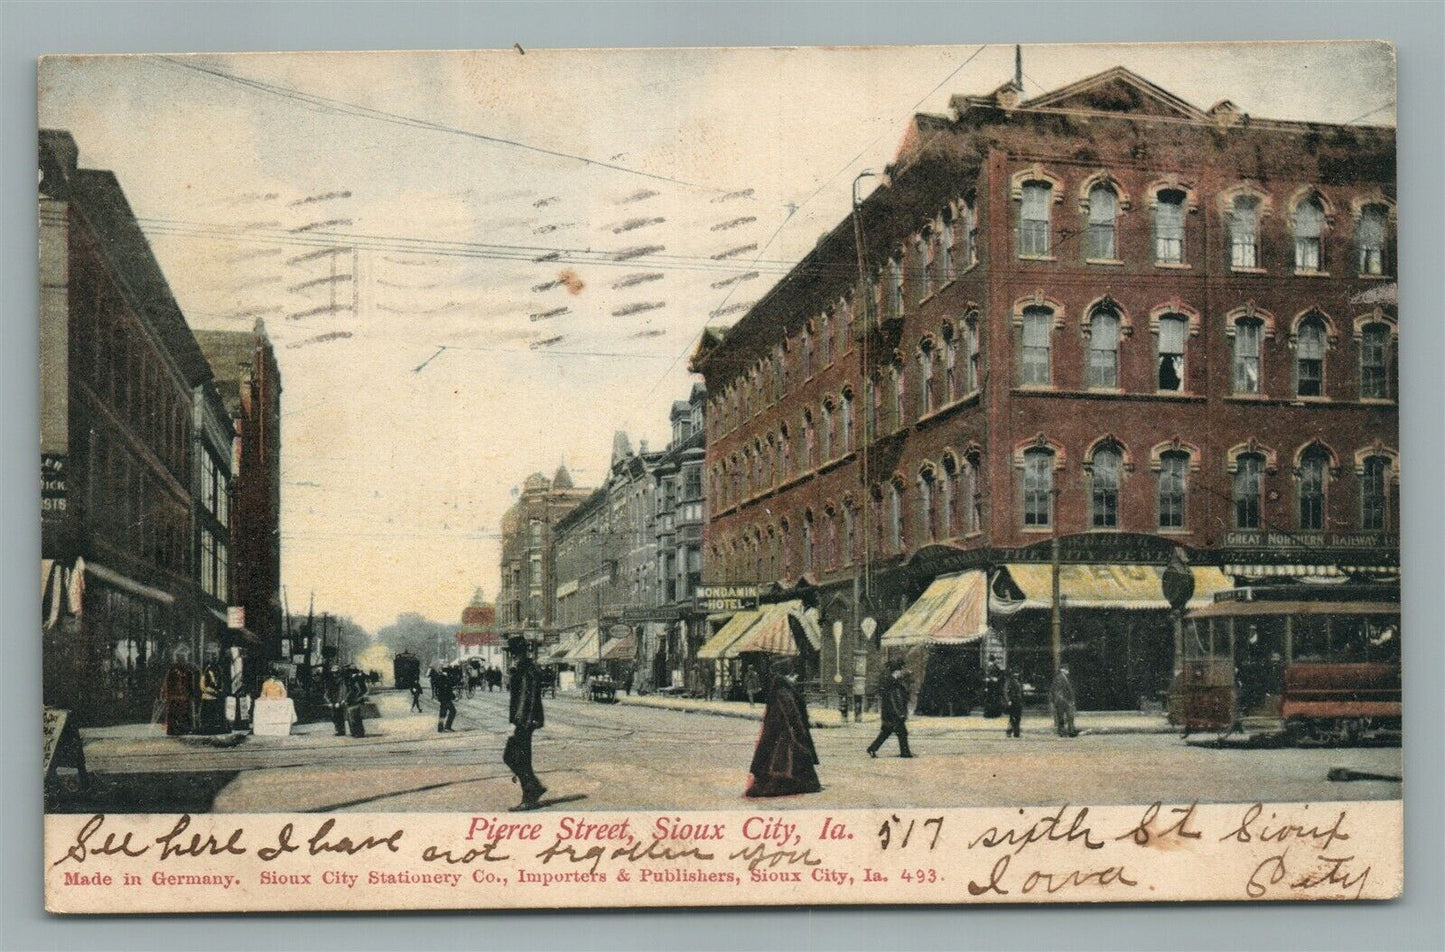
37, 41, 1395, 631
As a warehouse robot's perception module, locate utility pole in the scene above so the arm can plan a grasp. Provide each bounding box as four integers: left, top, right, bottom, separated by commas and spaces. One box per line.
851, 170, 878, 648
1050, 488, 1062, 674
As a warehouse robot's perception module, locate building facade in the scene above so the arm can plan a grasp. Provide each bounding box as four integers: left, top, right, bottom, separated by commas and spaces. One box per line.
195, 323, 284, 667
455, 588, 502, 668
40, 130, 217, 724
648, 383, 709, 688
191, 379, 237, 671
691, 68, 1397, 711
496, 466, 591, 645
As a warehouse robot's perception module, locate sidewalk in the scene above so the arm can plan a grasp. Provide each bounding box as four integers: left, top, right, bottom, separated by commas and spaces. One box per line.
604, 692, 1174, 734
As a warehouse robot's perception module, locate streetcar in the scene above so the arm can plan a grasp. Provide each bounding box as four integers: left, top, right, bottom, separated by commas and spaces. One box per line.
1175, 582, 1400, 744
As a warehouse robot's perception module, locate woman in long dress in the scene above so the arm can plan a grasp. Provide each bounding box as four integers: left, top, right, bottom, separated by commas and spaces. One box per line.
745, 659, 821, 798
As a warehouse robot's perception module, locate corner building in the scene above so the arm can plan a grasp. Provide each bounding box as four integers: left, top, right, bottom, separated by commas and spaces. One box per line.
691, 68, 1398, 712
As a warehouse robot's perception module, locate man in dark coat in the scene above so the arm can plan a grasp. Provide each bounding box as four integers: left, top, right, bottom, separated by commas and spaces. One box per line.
435, 665, 458, 732
746, 659, 820, 798
344, 666, 370, 738
1003, 667, 1025, 738
323, 662, 347, 737
743, 666, 761, 707
504, 638, 546, 809
867, 662, 914, 758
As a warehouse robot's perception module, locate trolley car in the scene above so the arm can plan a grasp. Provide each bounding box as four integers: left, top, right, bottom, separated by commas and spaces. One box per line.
1176, 583, 1400, 744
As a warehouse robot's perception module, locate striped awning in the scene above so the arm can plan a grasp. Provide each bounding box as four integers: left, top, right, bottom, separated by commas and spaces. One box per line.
561, 627, 601, 662
600, 633, 637, 662
1002, 564, 1233, 610
881, 571, 988, 647
696, 611, 761, 660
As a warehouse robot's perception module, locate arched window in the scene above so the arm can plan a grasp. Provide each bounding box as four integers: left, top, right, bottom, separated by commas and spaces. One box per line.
918, 467, 938, 542
1361, 455, 1393, 531
1090, 445, 1121, 528
825, 506, 839, 570
819, 312, 832, 367
962, 194, 979, 268
942, 324, 957, 401
1360, 322, 1392, 399
837, 296, 853, 355
1157, 451, 1189, 529
1157, 313, 1187, 392
1230, 194, 1260, 268
965, 313, 981, 393
937, 210, 955, 284
822, 400, 836, 461
1154, 189, 1187, 263
889, 479, 906, 552
883, 254, 905, 320
801, 324, 815, 378
892, 362, 906, 428
779, 425, 791, 478
1233, 453, 1264, 529
1088, 307, 1121, 389
1357, 204, 1389, 276
1298, 447, 1329, 530
841, 387, 854, 451
1232, 317, 1263, 394
1022, 448, 1053, 528
1295, 315, 1327, 397
802, 510, 815, 574
918, 339, 936, 414
1294, 196, 1325, 271
802, 410, 816, 469
1086, 185, 1118, 260
1019, 182, 1052, 257
1020, 306, 1053, 386
966, 451, 984, 534
917, 233, 934, 301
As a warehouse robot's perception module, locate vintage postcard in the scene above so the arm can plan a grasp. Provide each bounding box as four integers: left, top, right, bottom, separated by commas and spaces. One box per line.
38, 42, 1402, 912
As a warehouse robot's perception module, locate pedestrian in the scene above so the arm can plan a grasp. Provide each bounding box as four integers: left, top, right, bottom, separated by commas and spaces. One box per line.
160, 654, 195, 736
867, 662, 914, 758
1050, 664, 1077, 738
428, 664, 441, 701
745, 658, 820, 798
503, 637, 547, 810
1003, 667, 1024, 738
410, 680, 424, 713
323, 662, 347, 736
435, 665, 457, 732
344, 666, 370, 738
744, 665, 761, 707
198, 654, 227, 734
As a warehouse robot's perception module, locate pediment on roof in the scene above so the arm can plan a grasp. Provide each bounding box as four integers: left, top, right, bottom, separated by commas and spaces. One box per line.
1022, 67, 1207, 121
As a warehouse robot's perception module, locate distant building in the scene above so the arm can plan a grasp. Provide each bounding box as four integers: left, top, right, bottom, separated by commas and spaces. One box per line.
191, 378, 241, 672
194, 323, 284, 667
40, 129, 215, 724
692, 67, 1397, 711
648, 382, 708, 688
496, 466, 590, 646
456, 588, 502, 668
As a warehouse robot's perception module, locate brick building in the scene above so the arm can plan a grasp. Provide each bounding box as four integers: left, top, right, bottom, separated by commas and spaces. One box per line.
496, 466, 590, 647
691, 68, 1397, 711
195, 322, 284, 668
40, 130, 217, 724
455, 588, 502, 668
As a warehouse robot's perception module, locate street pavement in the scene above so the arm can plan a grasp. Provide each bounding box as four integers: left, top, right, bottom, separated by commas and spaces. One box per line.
66, 688, 1402, 814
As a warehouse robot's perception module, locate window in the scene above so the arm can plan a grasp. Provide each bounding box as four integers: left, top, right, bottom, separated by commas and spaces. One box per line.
1360, 322, 1391, 399
937, 213, 954, 284
1019, 182, 1051, 257
1298, 449, 1329, 530
837, 297, 853, 354
779, 426, 791, 479
819, 313, 832, 367
1233, 318, 1263, 394
825, 509, 839, 570
1022, 449, 1053, 528
888, 482, 905, 552
1361, 455, 1391, 531
803, 411, 816, 469
841, 388, 854, 451
1233, 453, 1264, 529
965, 315, 980, 393
1088, 308, 1120, 389
883, 256, 904, 320
1090, 446, 1121, 529
1296, 316, 1326, 397
942, 327, 957, 401
820, 402, 833, 462
1294, 196, 1324, 271
802, 326, 815, 378
918, 342, 935, 414
892, 363, 906, 429
802, 512, 814, 573
1357, 204, 1388, 276
1086, 185, 1118, 260
966, 453, 983, 533
1020, 306, 1052, 386
1230, 195, 1260, 268
1157, 314, 1187, 392
1154, 189, 1186, 263
918, 235, 934, 301
1157, 451, 1189, 530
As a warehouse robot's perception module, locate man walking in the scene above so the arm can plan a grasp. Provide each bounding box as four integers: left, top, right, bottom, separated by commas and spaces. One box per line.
344, 666, 370, 738
435, 665, 458, 732
867, 662, 914, 758
1050, 664, 1077, 738
323, 661, 347, 737
744, 665, 761, 707
504, 637, 547, 810
1003, 667, 1025, 738
410, 679, 424, 713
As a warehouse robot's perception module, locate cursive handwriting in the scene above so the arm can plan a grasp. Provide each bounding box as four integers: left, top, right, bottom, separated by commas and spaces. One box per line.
611, 838, 715, 864
966, 853, 1137, 896
156, 815, 247, 860
50, 814, 149, 867
727, 842, 821, 872
1115, 802, 1203, 848
421, 839, 512, 865
1246, 848, 1371, 900
968, 805, 1104, 856
1221, 803, 1350, 853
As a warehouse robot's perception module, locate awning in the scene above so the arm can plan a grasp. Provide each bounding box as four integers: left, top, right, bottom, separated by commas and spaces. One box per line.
545, 635, 578, 661
881, 571, 988, 647
84, 560, 176, 605
723, 601, 818, 656
562, 627, 601, 662
1001, 563, 1233, 610
696, 611, 762, 660
601, 634, 637, 662
1189, 599, 1400, 619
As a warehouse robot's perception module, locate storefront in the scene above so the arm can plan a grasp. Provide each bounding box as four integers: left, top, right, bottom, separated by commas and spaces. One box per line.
696, 601, 820, 699
880, 570, 990, 716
